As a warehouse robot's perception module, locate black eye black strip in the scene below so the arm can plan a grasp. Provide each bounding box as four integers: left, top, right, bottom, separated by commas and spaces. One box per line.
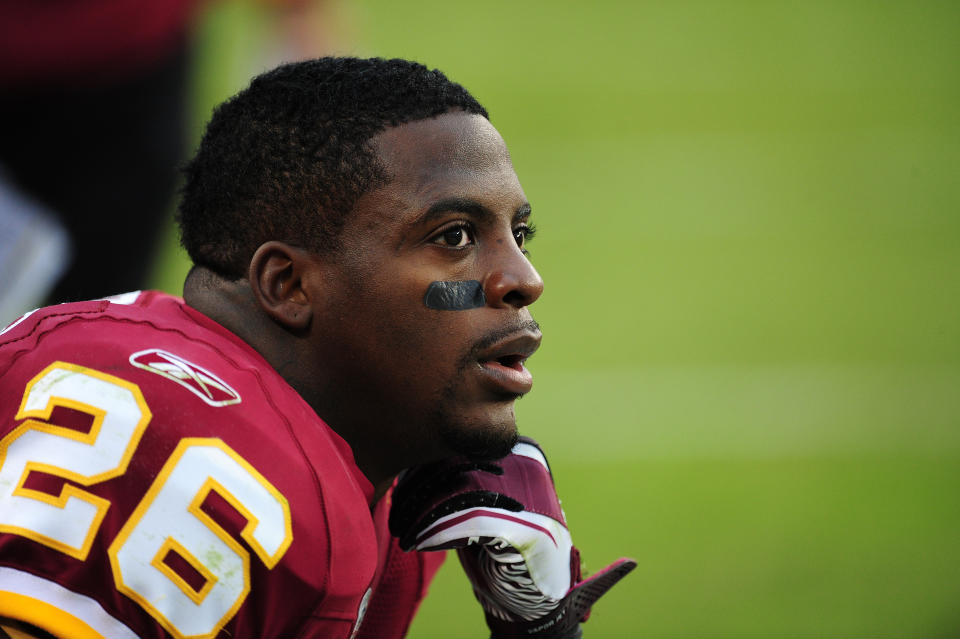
423, 280, 486, 311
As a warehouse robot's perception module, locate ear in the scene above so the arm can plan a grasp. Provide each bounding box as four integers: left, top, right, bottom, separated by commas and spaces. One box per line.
248, 241, 315, 331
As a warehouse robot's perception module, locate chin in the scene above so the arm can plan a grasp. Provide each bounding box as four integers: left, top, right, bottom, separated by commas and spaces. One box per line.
437, 411, 519, 462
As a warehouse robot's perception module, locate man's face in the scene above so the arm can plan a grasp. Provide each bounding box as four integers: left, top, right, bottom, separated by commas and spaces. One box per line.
311, 112, 543, 466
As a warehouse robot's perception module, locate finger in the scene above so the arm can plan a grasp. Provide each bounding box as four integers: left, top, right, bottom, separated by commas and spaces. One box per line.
566, 558, 637, 623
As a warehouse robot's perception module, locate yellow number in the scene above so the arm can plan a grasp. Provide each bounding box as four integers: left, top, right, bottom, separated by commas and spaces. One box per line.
0, 362, 150, 559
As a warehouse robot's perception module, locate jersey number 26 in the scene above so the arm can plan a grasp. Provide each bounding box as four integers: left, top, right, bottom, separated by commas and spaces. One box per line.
0, 362, 293, 639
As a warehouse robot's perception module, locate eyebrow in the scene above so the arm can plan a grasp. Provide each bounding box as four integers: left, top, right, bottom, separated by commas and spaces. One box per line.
419, 197, 532, 226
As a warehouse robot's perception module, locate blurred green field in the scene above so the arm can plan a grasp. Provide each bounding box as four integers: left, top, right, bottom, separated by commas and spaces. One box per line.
152, 1, 960, 636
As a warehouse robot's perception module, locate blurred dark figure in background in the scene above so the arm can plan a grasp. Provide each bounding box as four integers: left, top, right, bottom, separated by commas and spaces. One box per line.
0, 0, 196, 308
0, 0, 338, 327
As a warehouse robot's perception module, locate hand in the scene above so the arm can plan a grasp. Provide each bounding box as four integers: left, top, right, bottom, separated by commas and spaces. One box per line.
389, 437, 636, 638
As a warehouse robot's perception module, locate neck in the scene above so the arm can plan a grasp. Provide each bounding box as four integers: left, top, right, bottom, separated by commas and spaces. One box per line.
183, 266, 401, 502
183, 267, 287, 367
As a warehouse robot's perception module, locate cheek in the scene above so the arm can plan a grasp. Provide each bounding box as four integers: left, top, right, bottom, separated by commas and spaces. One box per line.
370, 289, 477, 374
344, 271, 478, 370
362, 282, 447, 355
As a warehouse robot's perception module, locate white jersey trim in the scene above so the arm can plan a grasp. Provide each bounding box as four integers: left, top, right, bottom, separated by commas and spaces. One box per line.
98, 291, 142, 306
510, 441, 550, 471
0, 567, 139, 639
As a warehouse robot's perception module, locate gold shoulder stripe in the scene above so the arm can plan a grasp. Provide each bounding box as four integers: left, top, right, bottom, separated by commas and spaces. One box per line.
0, 592, 103, 639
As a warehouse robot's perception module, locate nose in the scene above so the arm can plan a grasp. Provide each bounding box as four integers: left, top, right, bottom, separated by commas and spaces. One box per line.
483, 247, 544, 309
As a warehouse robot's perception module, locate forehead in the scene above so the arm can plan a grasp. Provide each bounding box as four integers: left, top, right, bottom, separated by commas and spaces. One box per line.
368, 112, 524, 208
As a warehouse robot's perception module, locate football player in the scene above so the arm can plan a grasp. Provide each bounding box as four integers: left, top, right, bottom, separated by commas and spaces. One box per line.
0, 57, 632, 639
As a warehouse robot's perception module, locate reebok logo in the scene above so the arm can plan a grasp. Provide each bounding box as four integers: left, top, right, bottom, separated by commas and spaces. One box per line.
129, 349, 241, 407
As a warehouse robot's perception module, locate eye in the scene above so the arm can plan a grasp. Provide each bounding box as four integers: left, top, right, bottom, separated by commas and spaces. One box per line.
513, 223, 537, 252
431, 224, 474, 248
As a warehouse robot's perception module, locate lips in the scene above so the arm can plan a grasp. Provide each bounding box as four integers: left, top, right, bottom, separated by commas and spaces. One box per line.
475, 331, 541, 396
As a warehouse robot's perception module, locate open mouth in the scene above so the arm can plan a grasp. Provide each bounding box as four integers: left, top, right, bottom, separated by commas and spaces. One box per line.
471, 327, 541, 395
476, 349, 537, 394
477, 356, 532, 395
490, 353, 527, 371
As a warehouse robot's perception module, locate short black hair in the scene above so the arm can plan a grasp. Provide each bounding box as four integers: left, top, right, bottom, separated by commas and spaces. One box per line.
177, 57, 488, 279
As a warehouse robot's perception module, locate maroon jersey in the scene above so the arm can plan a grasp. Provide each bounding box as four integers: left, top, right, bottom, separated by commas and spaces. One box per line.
0, 291, 444, 639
